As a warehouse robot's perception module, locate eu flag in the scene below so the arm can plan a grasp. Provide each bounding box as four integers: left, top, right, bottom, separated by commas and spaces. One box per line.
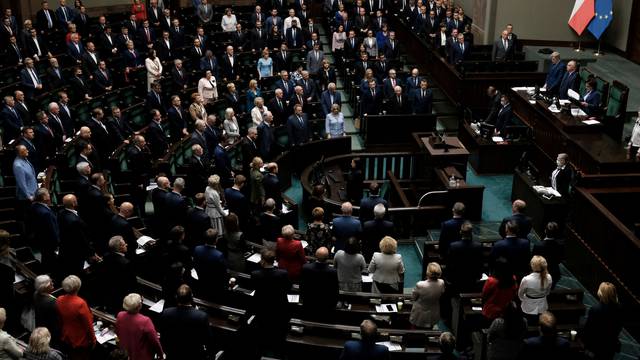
587, 0, 613, 39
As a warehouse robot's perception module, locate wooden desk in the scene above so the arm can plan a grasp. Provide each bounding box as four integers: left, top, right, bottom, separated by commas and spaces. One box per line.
363, 114, 438, 146
511, 168, 568, 237
458, 121, 532, 174
415, 134, 470, 177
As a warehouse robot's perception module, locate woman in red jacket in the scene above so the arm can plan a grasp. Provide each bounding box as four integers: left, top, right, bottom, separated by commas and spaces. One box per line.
56, 275, 95, 360
276, 225, 307, 281
482, 258, 518, 324
115, 293, 164, 360
131, 0, 147, 22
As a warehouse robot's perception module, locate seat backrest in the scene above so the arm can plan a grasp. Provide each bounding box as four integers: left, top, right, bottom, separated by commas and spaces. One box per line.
606, 81, 629, 118
578, 67, 593, 95
593, 75, 610, 107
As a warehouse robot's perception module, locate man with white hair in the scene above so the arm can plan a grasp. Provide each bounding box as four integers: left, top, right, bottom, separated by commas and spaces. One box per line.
257, 111, 275, 160
110, 202, 138, 256
544, 52, 565, 96
165, 178, 188, 230
188, 144, 210, 195
47, 101, 70, 141
388, 85, 409, 114
362, 203, 394, 262
103, 236, 136, 312
332, 202, 362, 252
240, 127, 259, 176
151, 176, 171, 235
320, 82, 342, 117
558, 60, 579, 100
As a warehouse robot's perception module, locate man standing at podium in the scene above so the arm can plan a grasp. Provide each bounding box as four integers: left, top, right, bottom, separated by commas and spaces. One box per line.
551, 153, 572, 197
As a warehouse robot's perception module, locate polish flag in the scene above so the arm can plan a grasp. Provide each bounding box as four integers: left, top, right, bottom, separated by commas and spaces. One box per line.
568, 0, 595, 35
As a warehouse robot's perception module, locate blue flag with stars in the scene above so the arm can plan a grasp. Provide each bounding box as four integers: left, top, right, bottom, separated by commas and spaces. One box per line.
588, 0, 613, 39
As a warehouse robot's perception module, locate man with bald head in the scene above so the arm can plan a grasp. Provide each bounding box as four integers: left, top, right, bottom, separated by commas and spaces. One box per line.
340, 319, 389, 359
110, 202, 138, 257
58, 194, 98, 277
558, 60, 580, 100
300, 246, 339, 319
498, 199, 532, 239
332, 202, 362, 252
13, 144, 37, 220
151, 176, 171, 236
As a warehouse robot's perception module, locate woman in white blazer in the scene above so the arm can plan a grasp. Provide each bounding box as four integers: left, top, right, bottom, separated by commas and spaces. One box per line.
197, 70, 219, 105
368, 236, 405, 294
145, 49, 163, 92
518, 255, 552, 324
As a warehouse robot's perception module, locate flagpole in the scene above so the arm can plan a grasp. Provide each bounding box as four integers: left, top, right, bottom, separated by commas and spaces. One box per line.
594, 40, 604, 56
574, 39, 583, 52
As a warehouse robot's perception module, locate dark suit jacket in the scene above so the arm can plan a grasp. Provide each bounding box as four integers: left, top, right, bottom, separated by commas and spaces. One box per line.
448, 239, 483, 292
231, 30, 248, 50
187, 155, 209, 195
67, 41, 84, 62
449, 41, 470, 64
321, 90, 342, 116
28, 203, 59, 261
411, 88, 433, 114
362, 219, 394, 262
332, 215, 362, 252
126, 145, 152, 185
164, 191, 188, 230
122, 48, 142, 67
387, 94, 410, 114
495, 104, 514, 134
203, 125, 219, 158
214, 144, 232, 179
263, 173, 282, 208
492, 38, 514, 61
102, 252, 137, 311
58, 209, 94, 276
46, 67, 65, 90
340, 340, 389, 360
359, 195, 388, 223
106, 116, 133, 144
160, 306, 212, 360
532, 238, 564, 283
520, 336, 570, 360
224, 187, 249, 225
545, 61, 566, 95
581, 302, 623, 358
300, 262, 339, 316
193, 244, 228, 298
25, 36, 49, 58
146, 90, 166, 115
558, 70, 579, 100
1, 106, 23, 141
361, 87, 382, 116
285, 27, 304, 48
275, 78, 295, 99
110, 214, 137, 256
287, 113, 310, 146
437, 217, 465, 261
240, 137, 259, 175
581, 90, 601, 116
185, 207, 211, 247
171, 66, 189, 89
251, 267, 291, 326
249, 28, 268, 51
93, 68, 113, 93
81, 51, 100, 75
551, 166, 572, 197
257, 122, 274, 159
167, 106, 188, 141
274, 51, 293, 72
69, 76, 91, 102
491, 236, 531, 279
220, 54, 238, 79
16, 137, 39, 172
498, 213, 532, 239
36, 9, 57, 34
147, 121, 169, 158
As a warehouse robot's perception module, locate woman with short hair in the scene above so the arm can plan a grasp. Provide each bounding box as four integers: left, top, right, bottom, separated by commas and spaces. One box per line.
325, 103, 345, 138
23, 327, 63, 360
276, 225, 306, 281
115, 293, 164, 360
144, 49, 162, 92
56, 275, 95, 360
197, 70, 219, 105
334, 237, 367, 292
221, 8, 237, 32
205, 175, 225, 235
0, 307, 22, 360
410, 262, 445, 328
368, 236, 405, 293
33, 275, 60, 347
305, 207, 332, 253
581, 282, 623, 360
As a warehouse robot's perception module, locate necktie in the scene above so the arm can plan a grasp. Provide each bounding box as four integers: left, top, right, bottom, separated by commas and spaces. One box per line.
460, 43, 464, 52
392, 79, 395, 87
62, 7, 68, 22
397, 96, 401, 105
371, 89, 375, 97
422, 90, 425, 98
45, 124, 53, 136
504, 39, 508, 50
363, 62, 367, 69
176, 106, 182, 118
52, 114, 62, 128
298, 115, 303, 126
13, 45, 21, 61
124, 34, 129, 42
30, 68, 40, 85
278, 99, 282, 109
102, 70, 108, 80
292, 29, 296, 46
10, 107, 17, 119
145, 28, 150, 42
175, 27, 179, 33
45, 10, 52, 28
197, 47, 201, 56
330, 93, 334, 104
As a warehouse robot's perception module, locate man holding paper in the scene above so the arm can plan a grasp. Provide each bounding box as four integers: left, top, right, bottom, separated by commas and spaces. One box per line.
551, 153, 573, 197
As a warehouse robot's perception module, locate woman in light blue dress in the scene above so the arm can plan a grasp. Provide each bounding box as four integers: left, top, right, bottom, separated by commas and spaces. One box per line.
245, 79, 261, 111
325, 103, 345, 138
257, 49, 273, 79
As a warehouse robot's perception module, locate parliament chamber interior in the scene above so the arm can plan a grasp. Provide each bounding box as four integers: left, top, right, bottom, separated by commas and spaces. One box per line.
1, 0, 640, 359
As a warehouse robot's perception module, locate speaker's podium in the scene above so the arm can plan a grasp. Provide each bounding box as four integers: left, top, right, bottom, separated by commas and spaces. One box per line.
414, 133, 470, 178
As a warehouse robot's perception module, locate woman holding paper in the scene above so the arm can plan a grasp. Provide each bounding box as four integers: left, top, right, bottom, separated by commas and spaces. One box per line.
409, 262, 445, 329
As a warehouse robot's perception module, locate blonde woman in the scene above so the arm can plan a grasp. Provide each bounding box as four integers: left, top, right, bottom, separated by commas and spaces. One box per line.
115, 293, 164, 360
410, 262, 445, 328
518, 255, 552, 323
249, 156, 265, 206
246, 79, 262, 112
221, 8, 237, 32
205, 175, 225, 235
197, 70, 218, 104
368, 236, 405, 293
22, 327, 63, 360
0, 308, 22, 360
189, 93, 207, 122
582, 282, 623, 359
223, 108, 240, 144
145, 49, 163, 91
251, 97, 269, 126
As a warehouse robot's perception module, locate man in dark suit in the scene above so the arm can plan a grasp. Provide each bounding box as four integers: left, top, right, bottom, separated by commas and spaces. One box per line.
109, 202, 138, 257
169, 19, 185, 48
155, 31, 173, 61
87, 108, 112, 166
118, 27, 136, 53
263, 163, 283, 210
300, 247, 338, 319
193, 229, 228, 300
532, 222, 565, 288
73, 6, 89, 34
20, 58, 44, 98
187, 144, 210, 197
34, 112, 57, 164
240, 128, 259, 176
159, 285, 213, 360
164, 178, 188, 231
126, 136, 152, 199
55, 0, 74, 30
580, 79, 601, 116
249, 21, 268, 52
257, 112, 275, 160
286, 104, 310, 146
5, 35, 24, 67
220, 45, 239, 81
494, 94, 513, 135
558, 60, 579, 100
332, 202, 362, 252
203, 115, 220, 158
224, 175, 250, 227
382, 69, 401, 99
361, 79, 382, 117
93, 60, 113, 94
492, 30, 513, 62
268, 90, 289, 126
167, 95, 188, 142
251, 249, 291, 357
36, 2, 56, 37
231, 23, 248, 51
544, 52, 565, 95
102, 236, 137, 311
411, 79, 433, 114
147, 82, 166, 115
106, 106, 133, 145
285, 21, 303, 49
362, 204, 394, 262
551, 153, 573, 197
46, 57, 65, 90
16, 127, 39, 172
25, 28, 50, 61
171, 59, 189, 91
147, 110, 169, 159
344, 30, 360, 61
387, 86, 410, 114
28, 188, 59, 271
447, 222, 483, 293
435, 202, 466, 266
359, 182, 388, 223
137, 20, 155, 51
185, 194, 212, 248
320, 83, 342, 117
521, 312, 570, 359
498, 199, 532, 239
1, 95, 23, 142
275, 70, 296, 100
491, 220, 531, 279
151, 176, 171, 235
340, 320, 389, 360
449, 33, 469, 64
58, 194, 97, 277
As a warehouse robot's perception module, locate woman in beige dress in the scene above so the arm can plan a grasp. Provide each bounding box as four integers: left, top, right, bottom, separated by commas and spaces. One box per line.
204, 175, 225, 235
145, 49, 163, 91
189, 92, 207, 123
410, 262, 445, 329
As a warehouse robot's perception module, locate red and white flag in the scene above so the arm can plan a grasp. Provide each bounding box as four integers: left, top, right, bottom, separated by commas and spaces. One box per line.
568, 0, 595, 35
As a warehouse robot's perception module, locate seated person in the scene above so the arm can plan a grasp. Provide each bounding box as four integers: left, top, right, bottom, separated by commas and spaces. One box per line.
579, 79, 601, 117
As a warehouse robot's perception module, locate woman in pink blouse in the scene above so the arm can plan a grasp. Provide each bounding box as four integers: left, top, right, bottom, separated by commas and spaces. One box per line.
115, 293, 163, 360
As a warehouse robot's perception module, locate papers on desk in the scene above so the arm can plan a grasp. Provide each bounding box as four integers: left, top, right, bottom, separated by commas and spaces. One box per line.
83, 261, 90, 270
376, 304, 398, 313
135, 248, 146, 255
376, 341, 403, 351
191, 268, 199, 280
568, 89, 580, 101
471, 306, 483, 312
362, 274, 373, 283
137, 236, 154, 247
222, 209, 229, 216
281, 204, 291, 214
511, 86, 536, 92
95, 328, 116, 345
14, 274, 25, 284
287, 294, 300, 303
246, 253, 262, 263
529, 100, 537, 104
582, 119, 600, 125
572, 108, 587, 117
481, 273, 489, 281
149, 299, 165, 313
491, 136, 504, 143
301, 240, 309, 248
548, 104, 561, 113
559, 100, 571, 106
532, 185, 562, 197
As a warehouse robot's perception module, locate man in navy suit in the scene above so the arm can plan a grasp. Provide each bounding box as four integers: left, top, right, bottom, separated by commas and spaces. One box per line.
167, 95, 188, 142
321, 83, 342, 117
544, 52, 565, 95
447, 222, 483, 292
340, 319, 389, 360
67, 34, 84, 63
20, 58, 44, 98
28, 188, 59, 271
498, 199, 532, 239
224, 175, 250, 227
580, 79, 601, 116
1, 95, 23, 142
193, 229, 228, 300
494, 94, 514, 135
300, 247, 339, 319
359, 182, 388, 223
58, 194, 97, 277
214, 137, 233, 181
362, 204, 394, 262
203, 115, 220, 159
558, 60, 579, 100
220, 45, 239, 81
492, 220, 531, 279
147, 82, 166, 115
55, 0, 74, 30
16, 127, 39, 172
147, 110, 169, 159
405, 68, 423, 94
434, 202, 466, 265
286, 104, 310, 146
449, 33, 469, 65
257, 112, 275, 160
164, 178, 189, 231
332, 202, 362, 252
285, 20, 303, 48
361, 79, 382, 117
263, 163, 283, 210
275, 70, 296, 100
412, 79, 433, 114
93, 60, 113, 94
185, 194, 211, 247
521, 311, 570, 359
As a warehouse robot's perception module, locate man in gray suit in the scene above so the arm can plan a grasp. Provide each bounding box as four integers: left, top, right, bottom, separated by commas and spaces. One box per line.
306, 42, 324, 75
13, 145, 38, 220
197, 0, 213, 24
492, 30, 513, 62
